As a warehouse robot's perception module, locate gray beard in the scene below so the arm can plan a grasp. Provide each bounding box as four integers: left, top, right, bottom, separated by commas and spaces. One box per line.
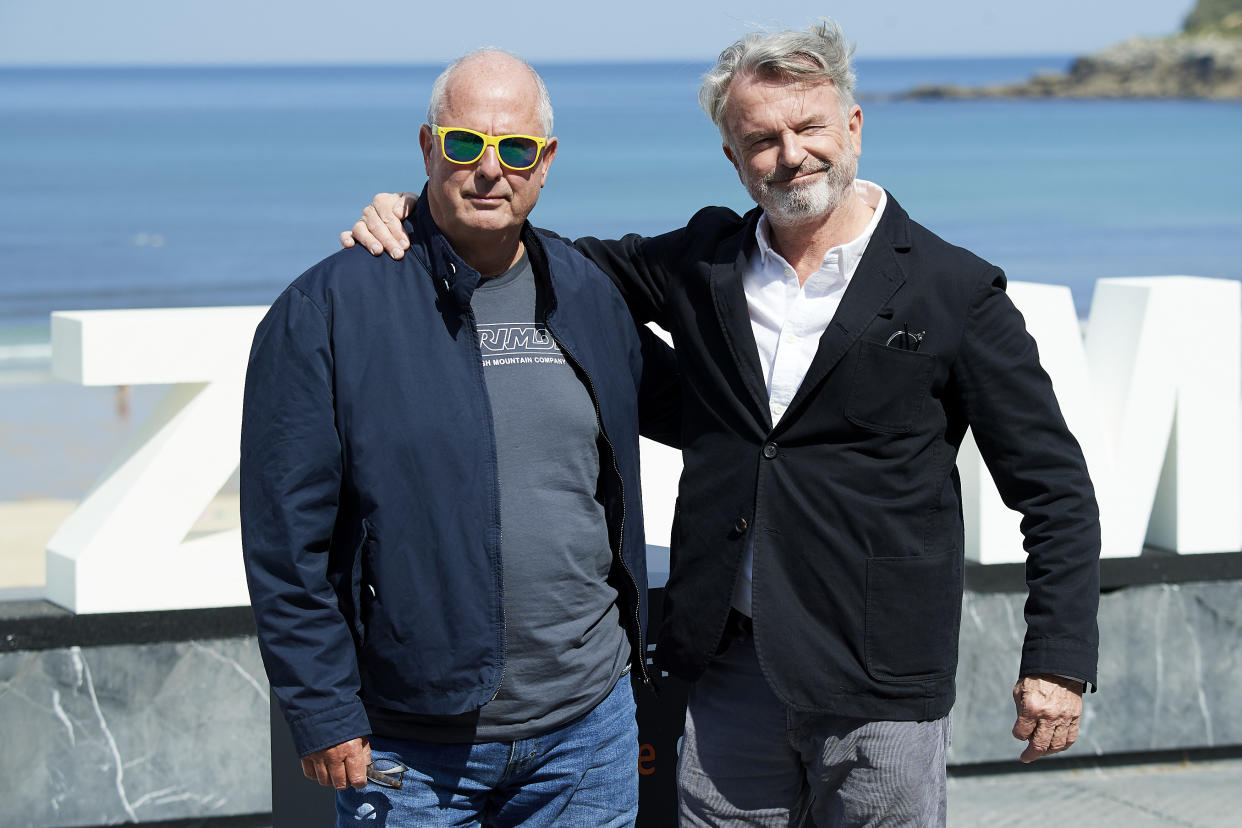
744, 153, 857, 224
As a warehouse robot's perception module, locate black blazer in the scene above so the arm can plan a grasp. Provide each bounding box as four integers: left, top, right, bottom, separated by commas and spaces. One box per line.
574, 193, 1100, 721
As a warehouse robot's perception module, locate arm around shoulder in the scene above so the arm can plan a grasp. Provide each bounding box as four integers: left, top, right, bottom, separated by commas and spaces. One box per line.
635, 325, 681, 449
571, 230, 675, 326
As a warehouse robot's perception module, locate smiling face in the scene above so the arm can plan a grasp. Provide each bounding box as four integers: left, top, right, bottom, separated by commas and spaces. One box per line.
418, 53, 557, 264
721, 72, 862, 225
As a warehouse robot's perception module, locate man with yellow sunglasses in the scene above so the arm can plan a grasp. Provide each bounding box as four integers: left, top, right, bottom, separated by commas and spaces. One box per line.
242, 49, 678, 827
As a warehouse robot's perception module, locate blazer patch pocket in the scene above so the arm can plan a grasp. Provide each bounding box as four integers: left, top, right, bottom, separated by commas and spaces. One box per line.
864, 552, 961, 682
845, 340, 935, 434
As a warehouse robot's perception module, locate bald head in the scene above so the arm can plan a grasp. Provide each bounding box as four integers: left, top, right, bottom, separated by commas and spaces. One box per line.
417, 48, 559, 276
427, 49, 554, 137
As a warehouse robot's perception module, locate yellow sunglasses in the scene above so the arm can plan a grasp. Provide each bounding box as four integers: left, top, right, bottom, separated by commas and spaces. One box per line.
429, 124, 547, 171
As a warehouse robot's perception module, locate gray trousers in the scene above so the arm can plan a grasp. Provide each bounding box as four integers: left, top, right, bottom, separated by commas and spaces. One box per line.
676, 625, 950, 827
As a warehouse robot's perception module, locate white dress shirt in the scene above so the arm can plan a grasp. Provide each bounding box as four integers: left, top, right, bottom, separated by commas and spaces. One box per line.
731, 179, 888, 617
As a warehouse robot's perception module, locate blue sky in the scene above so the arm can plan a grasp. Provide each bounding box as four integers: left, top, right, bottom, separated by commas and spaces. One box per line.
0, 0, 1196, 64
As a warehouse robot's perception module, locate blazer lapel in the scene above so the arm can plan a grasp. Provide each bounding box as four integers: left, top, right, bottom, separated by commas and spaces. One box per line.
778, 212, 909, 428
710, 223, 773, 432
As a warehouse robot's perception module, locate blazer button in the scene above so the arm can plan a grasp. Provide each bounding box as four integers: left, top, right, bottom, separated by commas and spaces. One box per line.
762, 442, 778, 459
734, 517, 748, 534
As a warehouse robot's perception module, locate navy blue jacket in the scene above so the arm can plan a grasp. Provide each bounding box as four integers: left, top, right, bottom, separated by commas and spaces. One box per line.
241, 197, 677, 757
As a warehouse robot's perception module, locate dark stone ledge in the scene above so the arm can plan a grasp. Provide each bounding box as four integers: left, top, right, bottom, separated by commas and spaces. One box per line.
113, 815, 270, 828
0, 602, 256, 652
966, 549, 1242, 593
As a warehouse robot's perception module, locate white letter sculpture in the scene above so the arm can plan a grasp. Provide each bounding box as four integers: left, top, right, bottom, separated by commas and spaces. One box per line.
46, 308, 267, 613
962, 277, 1242, 563
43, 276, 1241, 613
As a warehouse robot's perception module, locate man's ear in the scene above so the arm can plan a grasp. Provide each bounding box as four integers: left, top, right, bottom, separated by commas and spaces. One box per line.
419, 124, 435, 176
722, 142, 745, 186
537, 137, 558, 188
848, 104, 863, 158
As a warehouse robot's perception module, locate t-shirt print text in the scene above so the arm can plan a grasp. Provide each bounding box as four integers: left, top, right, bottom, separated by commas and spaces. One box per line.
477, 323, 567, 368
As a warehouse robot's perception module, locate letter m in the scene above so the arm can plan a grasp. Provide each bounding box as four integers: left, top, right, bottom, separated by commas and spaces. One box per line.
960, 276, 1242, 563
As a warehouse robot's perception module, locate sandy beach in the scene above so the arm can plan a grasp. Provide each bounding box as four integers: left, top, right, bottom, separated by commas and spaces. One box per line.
0, 377, 241, 592
0, 497, 75, 588
0, 493, 242, 591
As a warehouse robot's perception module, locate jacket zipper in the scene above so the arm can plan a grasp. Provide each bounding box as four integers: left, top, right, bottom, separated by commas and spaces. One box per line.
545, 317, 652, 689
460, 279, 508, 703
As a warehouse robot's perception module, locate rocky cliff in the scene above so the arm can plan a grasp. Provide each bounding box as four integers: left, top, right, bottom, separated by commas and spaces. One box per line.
905, 0, 1242, 100
1184, 0, 1242, 36
905, 37, 1242, 100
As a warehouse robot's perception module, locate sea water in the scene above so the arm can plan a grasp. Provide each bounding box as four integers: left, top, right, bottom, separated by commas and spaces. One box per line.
1, 58, 1239, 344
1, 58, 1240, 499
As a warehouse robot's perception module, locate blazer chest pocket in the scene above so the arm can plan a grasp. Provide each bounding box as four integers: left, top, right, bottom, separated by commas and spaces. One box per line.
845, 340, 935, 434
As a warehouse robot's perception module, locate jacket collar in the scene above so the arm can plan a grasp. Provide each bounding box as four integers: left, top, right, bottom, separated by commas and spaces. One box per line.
709, 206, 772, 432
708, 192, 915, 435
776, 191, 911, 429
409, 185, 542, 310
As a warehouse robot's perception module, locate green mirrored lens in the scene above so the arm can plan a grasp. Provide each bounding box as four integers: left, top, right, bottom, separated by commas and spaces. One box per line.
498, 137, 539, 169
443, 130, 484, 162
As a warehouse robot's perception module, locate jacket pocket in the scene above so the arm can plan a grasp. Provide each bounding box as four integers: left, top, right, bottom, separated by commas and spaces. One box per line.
357, 520, 378, 637
864, 552, 960, 681
845, 340, 935, 434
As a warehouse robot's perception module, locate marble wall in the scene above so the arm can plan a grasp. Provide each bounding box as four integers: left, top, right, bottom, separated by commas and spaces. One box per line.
2, 580, 1239, 826
0, 637, 269, 827
951, 581, 1242, 764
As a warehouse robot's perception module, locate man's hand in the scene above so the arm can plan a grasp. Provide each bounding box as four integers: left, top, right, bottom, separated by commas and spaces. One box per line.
1011, 674, 1083, 763
301, 736, 372, 790
339, 192, 417, 259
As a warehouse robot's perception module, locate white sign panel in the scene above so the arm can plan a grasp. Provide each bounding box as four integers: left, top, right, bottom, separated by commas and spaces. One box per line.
961, 276, 1242, 563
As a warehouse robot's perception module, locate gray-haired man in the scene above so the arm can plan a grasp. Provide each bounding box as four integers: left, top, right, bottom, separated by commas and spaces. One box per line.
344, 20, 1100, 826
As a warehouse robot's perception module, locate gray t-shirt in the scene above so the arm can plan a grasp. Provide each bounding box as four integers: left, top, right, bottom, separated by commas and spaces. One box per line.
366, 251, 629, 743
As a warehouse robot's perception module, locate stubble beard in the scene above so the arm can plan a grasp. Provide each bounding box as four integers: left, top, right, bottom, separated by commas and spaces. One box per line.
744, 149, 858, 225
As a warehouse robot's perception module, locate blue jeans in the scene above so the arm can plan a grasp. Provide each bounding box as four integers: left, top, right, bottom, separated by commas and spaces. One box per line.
336, 676, 639, 827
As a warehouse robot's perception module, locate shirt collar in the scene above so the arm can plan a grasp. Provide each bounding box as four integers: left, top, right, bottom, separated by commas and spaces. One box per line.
754, 179, 888, 285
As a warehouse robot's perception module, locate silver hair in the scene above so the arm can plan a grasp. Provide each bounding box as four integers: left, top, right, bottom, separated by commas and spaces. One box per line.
426, 48, 554, 137
699, 19, 857, 145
